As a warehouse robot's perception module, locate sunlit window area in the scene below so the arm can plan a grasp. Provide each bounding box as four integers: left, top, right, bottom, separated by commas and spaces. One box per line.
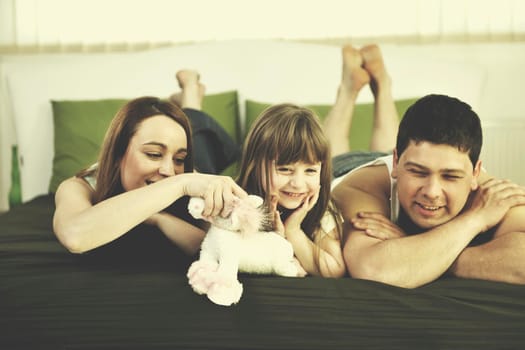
0, 0, 523, 52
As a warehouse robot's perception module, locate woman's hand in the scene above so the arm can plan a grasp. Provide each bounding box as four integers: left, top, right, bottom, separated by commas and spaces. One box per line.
178, 173, 247, 218
351, 211, 405, 240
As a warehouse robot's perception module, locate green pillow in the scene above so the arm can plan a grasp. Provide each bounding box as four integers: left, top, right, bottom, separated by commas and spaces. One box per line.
202, 90, 240, 144
49, 98, 124, 193
49, 91, 240, 193
244, 98, 418, 151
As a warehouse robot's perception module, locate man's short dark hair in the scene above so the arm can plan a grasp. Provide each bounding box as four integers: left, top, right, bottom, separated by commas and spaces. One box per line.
395, 94, 482, 167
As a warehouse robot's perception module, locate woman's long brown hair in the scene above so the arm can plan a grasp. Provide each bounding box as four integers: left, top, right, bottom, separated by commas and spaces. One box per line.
76, 96, 193, 204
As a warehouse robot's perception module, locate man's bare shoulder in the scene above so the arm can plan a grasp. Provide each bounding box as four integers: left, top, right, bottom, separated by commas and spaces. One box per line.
333, 163, 391, 199
332, 163, 392, 222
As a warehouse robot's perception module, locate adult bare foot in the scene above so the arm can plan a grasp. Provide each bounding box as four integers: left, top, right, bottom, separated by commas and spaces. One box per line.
169, 69, 206, 110
360, 45, 398, 152
341, 45, 370, 97
323, 45, 370, 156
360, 44, 392, 97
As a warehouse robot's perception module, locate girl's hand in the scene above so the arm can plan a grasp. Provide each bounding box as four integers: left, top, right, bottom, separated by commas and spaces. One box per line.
351, 211, 405, 240
270, 194, 285, 236
283, 186, 320, 234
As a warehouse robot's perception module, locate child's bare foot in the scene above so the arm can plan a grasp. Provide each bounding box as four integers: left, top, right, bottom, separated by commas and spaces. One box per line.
360, 45, 391, 97
341, 45, 370, 97
169, 69, 205, 110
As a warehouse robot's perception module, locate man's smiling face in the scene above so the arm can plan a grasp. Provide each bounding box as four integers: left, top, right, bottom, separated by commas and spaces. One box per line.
392, 140, 481, 229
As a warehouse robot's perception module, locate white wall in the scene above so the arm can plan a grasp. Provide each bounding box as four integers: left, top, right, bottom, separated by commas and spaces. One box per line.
1, 0, 524, 49
0, 0, 524, 212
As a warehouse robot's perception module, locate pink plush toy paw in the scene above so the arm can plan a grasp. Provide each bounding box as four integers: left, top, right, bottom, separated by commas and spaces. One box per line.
187, 260, 219, 295
207, 275, 243, 306
187, 195, 298, 306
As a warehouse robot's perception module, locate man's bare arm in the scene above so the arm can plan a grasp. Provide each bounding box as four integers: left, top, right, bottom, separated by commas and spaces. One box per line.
335, 168, 525, 288
449, 204, 525, 284
333, 166, 499, 288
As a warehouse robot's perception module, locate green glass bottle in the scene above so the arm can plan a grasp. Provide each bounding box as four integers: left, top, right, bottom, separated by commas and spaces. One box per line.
8, 145, 22, 208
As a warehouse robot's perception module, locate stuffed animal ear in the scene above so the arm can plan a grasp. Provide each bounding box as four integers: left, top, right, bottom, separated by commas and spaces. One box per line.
246, 195, 264, 208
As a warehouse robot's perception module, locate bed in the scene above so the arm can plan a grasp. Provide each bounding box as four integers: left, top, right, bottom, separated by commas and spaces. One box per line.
1, 40, 525, 349
2, 194, 525, 349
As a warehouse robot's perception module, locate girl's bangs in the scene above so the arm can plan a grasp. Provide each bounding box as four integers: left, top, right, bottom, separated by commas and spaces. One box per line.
274, 132, 327, 165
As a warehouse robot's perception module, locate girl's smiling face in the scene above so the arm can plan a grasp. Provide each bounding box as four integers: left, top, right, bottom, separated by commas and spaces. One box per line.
265, 161, 322, 209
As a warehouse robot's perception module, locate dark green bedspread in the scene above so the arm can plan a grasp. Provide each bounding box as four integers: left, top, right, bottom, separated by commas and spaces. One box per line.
1, 195, 524, 350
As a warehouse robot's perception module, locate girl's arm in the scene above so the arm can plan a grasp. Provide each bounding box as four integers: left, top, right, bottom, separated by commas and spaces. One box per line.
285, 224, 346, 278
272, 192, 345, 277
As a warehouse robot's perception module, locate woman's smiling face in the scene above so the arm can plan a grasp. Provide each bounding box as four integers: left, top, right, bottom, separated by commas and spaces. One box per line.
119, 115, 188, 191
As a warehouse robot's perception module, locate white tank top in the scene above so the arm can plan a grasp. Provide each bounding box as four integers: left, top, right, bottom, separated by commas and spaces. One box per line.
331, 154, 399, 222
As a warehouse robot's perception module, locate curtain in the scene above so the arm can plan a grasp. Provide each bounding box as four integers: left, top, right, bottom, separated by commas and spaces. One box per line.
0, 0, 523, 52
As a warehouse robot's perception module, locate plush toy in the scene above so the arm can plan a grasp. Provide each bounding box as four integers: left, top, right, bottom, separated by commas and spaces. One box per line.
187, 195, 302, 306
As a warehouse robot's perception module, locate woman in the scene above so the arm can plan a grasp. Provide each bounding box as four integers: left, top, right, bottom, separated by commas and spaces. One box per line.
53, 76, 246, 257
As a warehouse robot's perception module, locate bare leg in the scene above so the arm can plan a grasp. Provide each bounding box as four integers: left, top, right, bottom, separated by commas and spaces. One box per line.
323, 45, 370, 157
169, 70, 206, 110
360, 45, 398, 152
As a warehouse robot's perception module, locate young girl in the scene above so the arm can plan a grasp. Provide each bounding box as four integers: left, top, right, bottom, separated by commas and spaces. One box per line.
237, 104, 346, 277
156, 44, 397, 276
53, 71, 246, 257
236, 44, 398, 278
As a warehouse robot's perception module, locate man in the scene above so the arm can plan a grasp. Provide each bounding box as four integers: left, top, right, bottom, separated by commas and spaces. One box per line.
332, 94, 525, 288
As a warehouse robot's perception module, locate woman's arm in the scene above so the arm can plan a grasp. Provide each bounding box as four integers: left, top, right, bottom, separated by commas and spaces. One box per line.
53, 173, 246, 253
146, 212, 206, 256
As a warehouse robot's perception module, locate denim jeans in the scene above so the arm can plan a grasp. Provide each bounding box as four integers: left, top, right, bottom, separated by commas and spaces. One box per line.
332, 151, 389, 179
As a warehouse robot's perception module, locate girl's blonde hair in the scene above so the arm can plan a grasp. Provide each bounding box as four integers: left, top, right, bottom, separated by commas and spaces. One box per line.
237, 103, 341, 239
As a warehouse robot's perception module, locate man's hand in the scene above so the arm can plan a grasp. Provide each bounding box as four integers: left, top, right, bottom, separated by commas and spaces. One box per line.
351, 211, 406, 240
468, 178, 525, 232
